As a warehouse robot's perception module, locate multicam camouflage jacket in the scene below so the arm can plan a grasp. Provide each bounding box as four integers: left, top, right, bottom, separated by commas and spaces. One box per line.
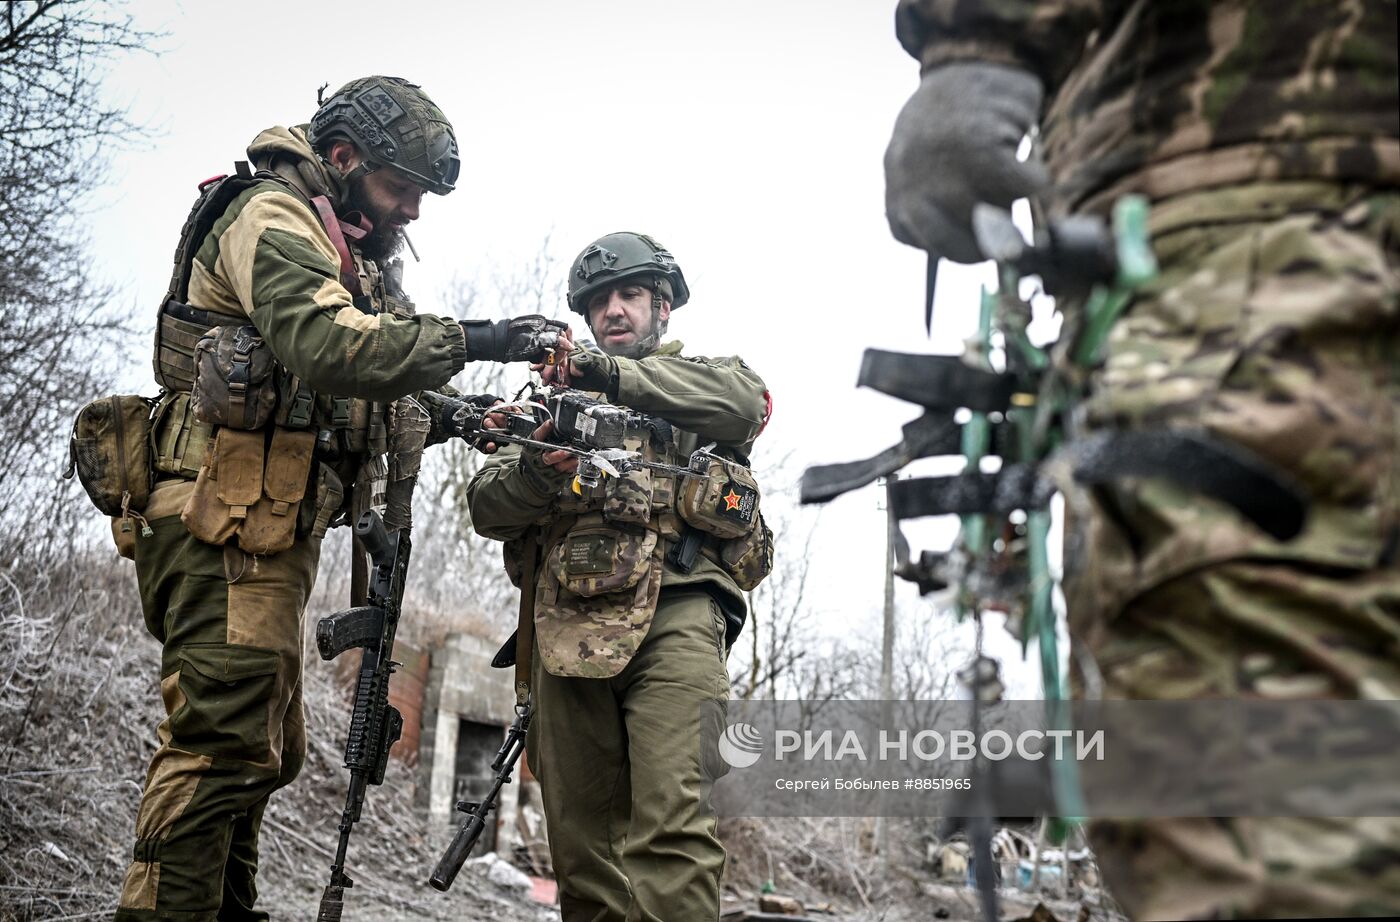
896, 0, 1400, 213
466, 341, 770, 678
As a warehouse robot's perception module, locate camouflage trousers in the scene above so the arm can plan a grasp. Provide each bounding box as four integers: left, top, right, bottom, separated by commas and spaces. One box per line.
116, 481, 320, 921
1066, 183, 1400, 919
528, 587, 732, 922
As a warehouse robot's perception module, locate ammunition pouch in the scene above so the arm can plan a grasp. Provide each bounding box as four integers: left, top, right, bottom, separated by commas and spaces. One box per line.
191, 325, 279, 430
303, 463, 345, 540
151, 391, 214, 479
67, 395, 156, 542
181, 426, 317, 555
602, 467, 653, 526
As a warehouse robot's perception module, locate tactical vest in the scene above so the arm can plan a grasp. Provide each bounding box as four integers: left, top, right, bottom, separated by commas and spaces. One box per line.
148, 161, 418, 553
511, 395, 772, 680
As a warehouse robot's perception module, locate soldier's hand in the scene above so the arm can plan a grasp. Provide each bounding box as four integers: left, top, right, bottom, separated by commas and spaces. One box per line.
532, 421, 580, 475
884, 63, 1048, 263
473, 399, 512, 454
563, 345, 618, 395
461, 315, 571, 363
534, 329, 575, 386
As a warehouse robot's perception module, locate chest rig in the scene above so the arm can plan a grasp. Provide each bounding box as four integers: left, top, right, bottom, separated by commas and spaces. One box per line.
148, 161, 417, 551
507, 392, 770, 679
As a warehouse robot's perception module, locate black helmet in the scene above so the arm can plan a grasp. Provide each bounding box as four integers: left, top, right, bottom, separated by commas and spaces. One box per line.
566, 232, 691, 315
308, 76, 460, 195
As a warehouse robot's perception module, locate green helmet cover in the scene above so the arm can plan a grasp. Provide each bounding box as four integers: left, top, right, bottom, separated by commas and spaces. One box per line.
307, 76, 460, 195
566, 232, 691, 315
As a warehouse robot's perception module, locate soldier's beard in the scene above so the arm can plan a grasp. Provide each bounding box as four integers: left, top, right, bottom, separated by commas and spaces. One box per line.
595, 308, 667, 359
343, 176, 405, 263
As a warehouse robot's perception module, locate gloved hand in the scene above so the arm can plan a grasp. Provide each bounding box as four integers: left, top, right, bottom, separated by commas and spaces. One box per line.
461, 315, 569, 363
884, 63, 1048, 263
566, 346, 619, 398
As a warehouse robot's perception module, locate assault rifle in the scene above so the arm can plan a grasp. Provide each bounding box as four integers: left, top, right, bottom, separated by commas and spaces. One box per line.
314, 510, 411, 921
801, 197, 1309, 922
428, 704, 531, 890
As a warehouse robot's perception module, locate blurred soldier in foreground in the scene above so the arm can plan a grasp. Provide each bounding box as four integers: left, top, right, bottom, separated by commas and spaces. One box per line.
884, 2, 1399, 918
112, 77, 559, 919
466, 233, 773, 920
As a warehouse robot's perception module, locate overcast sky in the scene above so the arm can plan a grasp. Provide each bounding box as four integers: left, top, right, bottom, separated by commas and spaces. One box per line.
91, 0, 1045, 694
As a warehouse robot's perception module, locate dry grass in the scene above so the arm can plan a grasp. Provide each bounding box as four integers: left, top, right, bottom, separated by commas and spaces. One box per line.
0, 543, 546, 922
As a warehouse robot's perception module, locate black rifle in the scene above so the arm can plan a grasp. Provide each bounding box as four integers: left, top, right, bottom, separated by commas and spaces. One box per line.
428, 704, 532, 890
314, 510, 411, 921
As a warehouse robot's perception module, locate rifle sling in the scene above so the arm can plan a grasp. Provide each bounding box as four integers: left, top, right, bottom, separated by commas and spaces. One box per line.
513, 533, 541, 708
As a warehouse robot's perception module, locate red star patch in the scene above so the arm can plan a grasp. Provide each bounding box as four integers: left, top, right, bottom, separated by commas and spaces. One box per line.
722, 489, 743, 512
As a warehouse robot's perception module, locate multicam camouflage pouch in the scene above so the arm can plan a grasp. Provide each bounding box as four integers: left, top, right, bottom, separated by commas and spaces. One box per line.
720, 512, 774, 591
535, 520, 664, 679
191, 325, 278, 430
558, 521, 657, 596
678, 455, 760, 540
66, 395, 155, 528
603, 467, 653, 526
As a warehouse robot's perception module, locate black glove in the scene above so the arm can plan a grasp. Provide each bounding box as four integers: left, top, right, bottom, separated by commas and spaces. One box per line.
568, 347, 619, 398
461, 315, 569, 363
419, 389, 499, 444
884, 63, 1047, 263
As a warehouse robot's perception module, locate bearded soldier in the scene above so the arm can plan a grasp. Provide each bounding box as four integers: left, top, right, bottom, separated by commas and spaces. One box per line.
116, 76, 562, 920
466, 233, 773, 921
884, 1, 1399, 918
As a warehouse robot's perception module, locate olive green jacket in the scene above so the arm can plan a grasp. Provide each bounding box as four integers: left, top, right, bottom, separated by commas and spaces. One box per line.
466, 340, 769, 607
182, 125, 466, 403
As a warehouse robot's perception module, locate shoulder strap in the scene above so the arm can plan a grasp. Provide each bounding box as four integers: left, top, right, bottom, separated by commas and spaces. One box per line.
513, 530, 541, 708
161, 161, 266, 308
307, 195, 369, 299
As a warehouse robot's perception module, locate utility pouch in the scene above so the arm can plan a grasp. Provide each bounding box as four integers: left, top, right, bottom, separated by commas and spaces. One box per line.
719, 512, 775, 592
275, 371, 316, 430
603, 468, 653, 526
301, 463, 345, 540
535, 520, 664, 679
191, 325, 278, 430
556, 520, 658, 597
678, 456, 761, 540
67, 395, 155, 529
151, 391, 214, 479
238, 428, 314, 555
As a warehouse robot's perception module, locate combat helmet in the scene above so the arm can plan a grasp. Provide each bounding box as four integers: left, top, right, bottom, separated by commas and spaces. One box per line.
566, 232, 691, 316
308, 76, 460, 195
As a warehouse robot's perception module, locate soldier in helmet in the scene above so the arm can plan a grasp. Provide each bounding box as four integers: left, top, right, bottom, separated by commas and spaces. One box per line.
884, 2, 1399, 918
466, 232, 774, 920
115, 76, 564, 920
